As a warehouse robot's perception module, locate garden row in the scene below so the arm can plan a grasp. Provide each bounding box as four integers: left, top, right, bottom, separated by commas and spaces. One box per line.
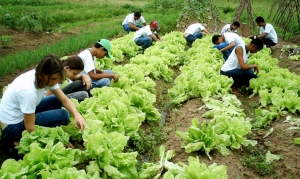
1, 30, 300, 178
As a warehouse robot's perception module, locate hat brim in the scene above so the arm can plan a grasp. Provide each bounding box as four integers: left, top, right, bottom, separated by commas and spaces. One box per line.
106, 51, 111, 58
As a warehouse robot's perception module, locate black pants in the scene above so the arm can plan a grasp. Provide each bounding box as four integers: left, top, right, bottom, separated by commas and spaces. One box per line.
62, 80, 91, 98
261, 38, 276, 48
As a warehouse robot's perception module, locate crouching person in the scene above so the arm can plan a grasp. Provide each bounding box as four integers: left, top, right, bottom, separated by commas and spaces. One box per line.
220, 39, 264, 95
133, 20, 161, 52
0, 54, 87, 156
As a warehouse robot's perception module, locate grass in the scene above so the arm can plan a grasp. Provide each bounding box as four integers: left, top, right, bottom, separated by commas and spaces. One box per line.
212, 0, 298, 39
241, 146, 278, 176
0, 0, 182, 77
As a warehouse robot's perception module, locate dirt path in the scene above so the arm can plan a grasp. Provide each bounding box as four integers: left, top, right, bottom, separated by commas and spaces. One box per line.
1, 17, 300, 178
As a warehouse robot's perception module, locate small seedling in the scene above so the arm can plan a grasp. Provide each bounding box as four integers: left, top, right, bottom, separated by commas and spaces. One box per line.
1, 35, 13, 46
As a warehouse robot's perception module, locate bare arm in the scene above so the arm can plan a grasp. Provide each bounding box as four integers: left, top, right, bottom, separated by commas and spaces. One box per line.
220, 41, 235, 52
202, 29, 210, 34
24, 113, 36, 132
236, 46, 259, 72
88, 70, 119, 82
149, 34, 161, 42
129, 22, 139, 31
249, 32, 268, 39
74, 74, 91, 90
51, 88, 86, 130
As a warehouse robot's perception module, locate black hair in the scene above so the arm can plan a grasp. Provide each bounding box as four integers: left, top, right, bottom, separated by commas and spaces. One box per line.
35, 54, 65, 88
255, 16, 265, 23
212, 35, 221, 44
250, 39, 264, 50
134, 12, 141, 17
63, 56, 84, 71
93, 40, 106, 51
232, 21, 240, 27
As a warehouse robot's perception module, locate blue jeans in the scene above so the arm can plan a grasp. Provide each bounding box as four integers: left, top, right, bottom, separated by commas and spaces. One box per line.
135, 36, 152, 50
185, 32, 203, 44
221, 69, 257, 88
91, 70, 114, 89
213, 43, 233, 61
123, 24, 142, 33
1, 95, 70, 145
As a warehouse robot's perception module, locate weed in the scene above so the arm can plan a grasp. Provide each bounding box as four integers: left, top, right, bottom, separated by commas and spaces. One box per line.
126, 122, 169, 155
222, 6, 235, 14
241, 146, 277, 176
0, 35, 13, 47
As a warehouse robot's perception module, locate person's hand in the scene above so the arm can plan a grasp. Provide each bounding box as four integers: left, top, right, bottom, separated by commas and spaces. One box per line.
81, 74, 91, 90
254, 65, 259, 74
219, 50, 222, 53
112, 74, 119, 83
74, 113, 86, 131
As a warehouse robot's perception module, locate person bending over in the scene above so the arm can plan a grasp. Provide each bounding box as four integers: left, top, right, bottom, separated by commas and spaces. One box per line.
220, 39, 264, 95
183, 22, 210, 45
220, 21, 240, 35
0, 54, 86, 153
133, 20, 161, 52
46, 55, 90, 101
212, 32, 245, 61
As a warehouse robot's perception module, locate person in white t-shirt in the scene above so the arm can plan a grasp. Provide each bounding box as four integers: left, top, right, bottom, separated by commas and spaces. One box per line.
133, 20, 161, 51
220, 39, 264, 95
220, 21, 240, 35
0, 54, 87, 154
122, 12, 147, 33
183, 22, 210, 45
78, 39, 119, 89
45, 56, 90, 101
212, 32, 245, 61
248, 16, 278, 48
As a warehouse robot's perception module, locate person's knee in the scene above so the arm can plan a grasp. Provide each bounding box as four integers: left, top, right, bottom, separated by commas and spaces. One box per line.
61, 109, 70, 125
145, 37, 152, 43
102, 79, 111, 87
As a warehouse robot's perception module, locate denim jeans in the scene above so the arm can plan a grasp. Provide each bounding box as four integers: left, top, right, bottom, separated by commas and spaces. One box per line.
185, 32, 203, 44
213, 42, 233, 61
91, 70, 114, 89
1, 95, 70, 145
221, 69, 257, 88
135, 36, 152, 50
123, 24, 143, 33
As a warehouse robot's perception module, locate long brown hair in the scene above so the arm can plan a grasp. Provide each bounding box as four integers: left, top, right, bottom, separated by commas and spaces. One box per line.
35, 54, 65, 88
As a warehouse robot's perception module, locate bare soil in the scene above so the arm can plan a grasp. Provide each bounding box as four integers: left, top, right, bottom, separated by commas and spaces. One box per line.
1, 18, 300, 179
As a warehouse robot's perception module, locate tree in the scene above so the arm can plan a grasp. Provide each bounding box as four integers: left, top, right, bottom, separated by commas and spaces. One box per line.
234, 0, 255, 27
268, 0, 300, 39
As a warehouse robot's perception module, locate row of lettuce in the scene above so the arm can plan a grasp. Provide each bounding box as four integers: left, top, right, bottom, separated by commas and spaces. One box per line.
1, 31, 299, 178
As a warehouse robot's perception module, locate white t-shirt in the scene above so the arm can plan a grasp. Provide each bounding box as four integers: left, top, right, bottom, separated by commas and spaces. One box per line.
0, 70, 59, 124
221, 45, 250, 71
220, 24, 237, 35
184, 23, 205, 35
133, 25, 154, 41
259, 23, 278, 43
122, 13, 146, 26
78, 49, 96, 79
223, 32, 245, 46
